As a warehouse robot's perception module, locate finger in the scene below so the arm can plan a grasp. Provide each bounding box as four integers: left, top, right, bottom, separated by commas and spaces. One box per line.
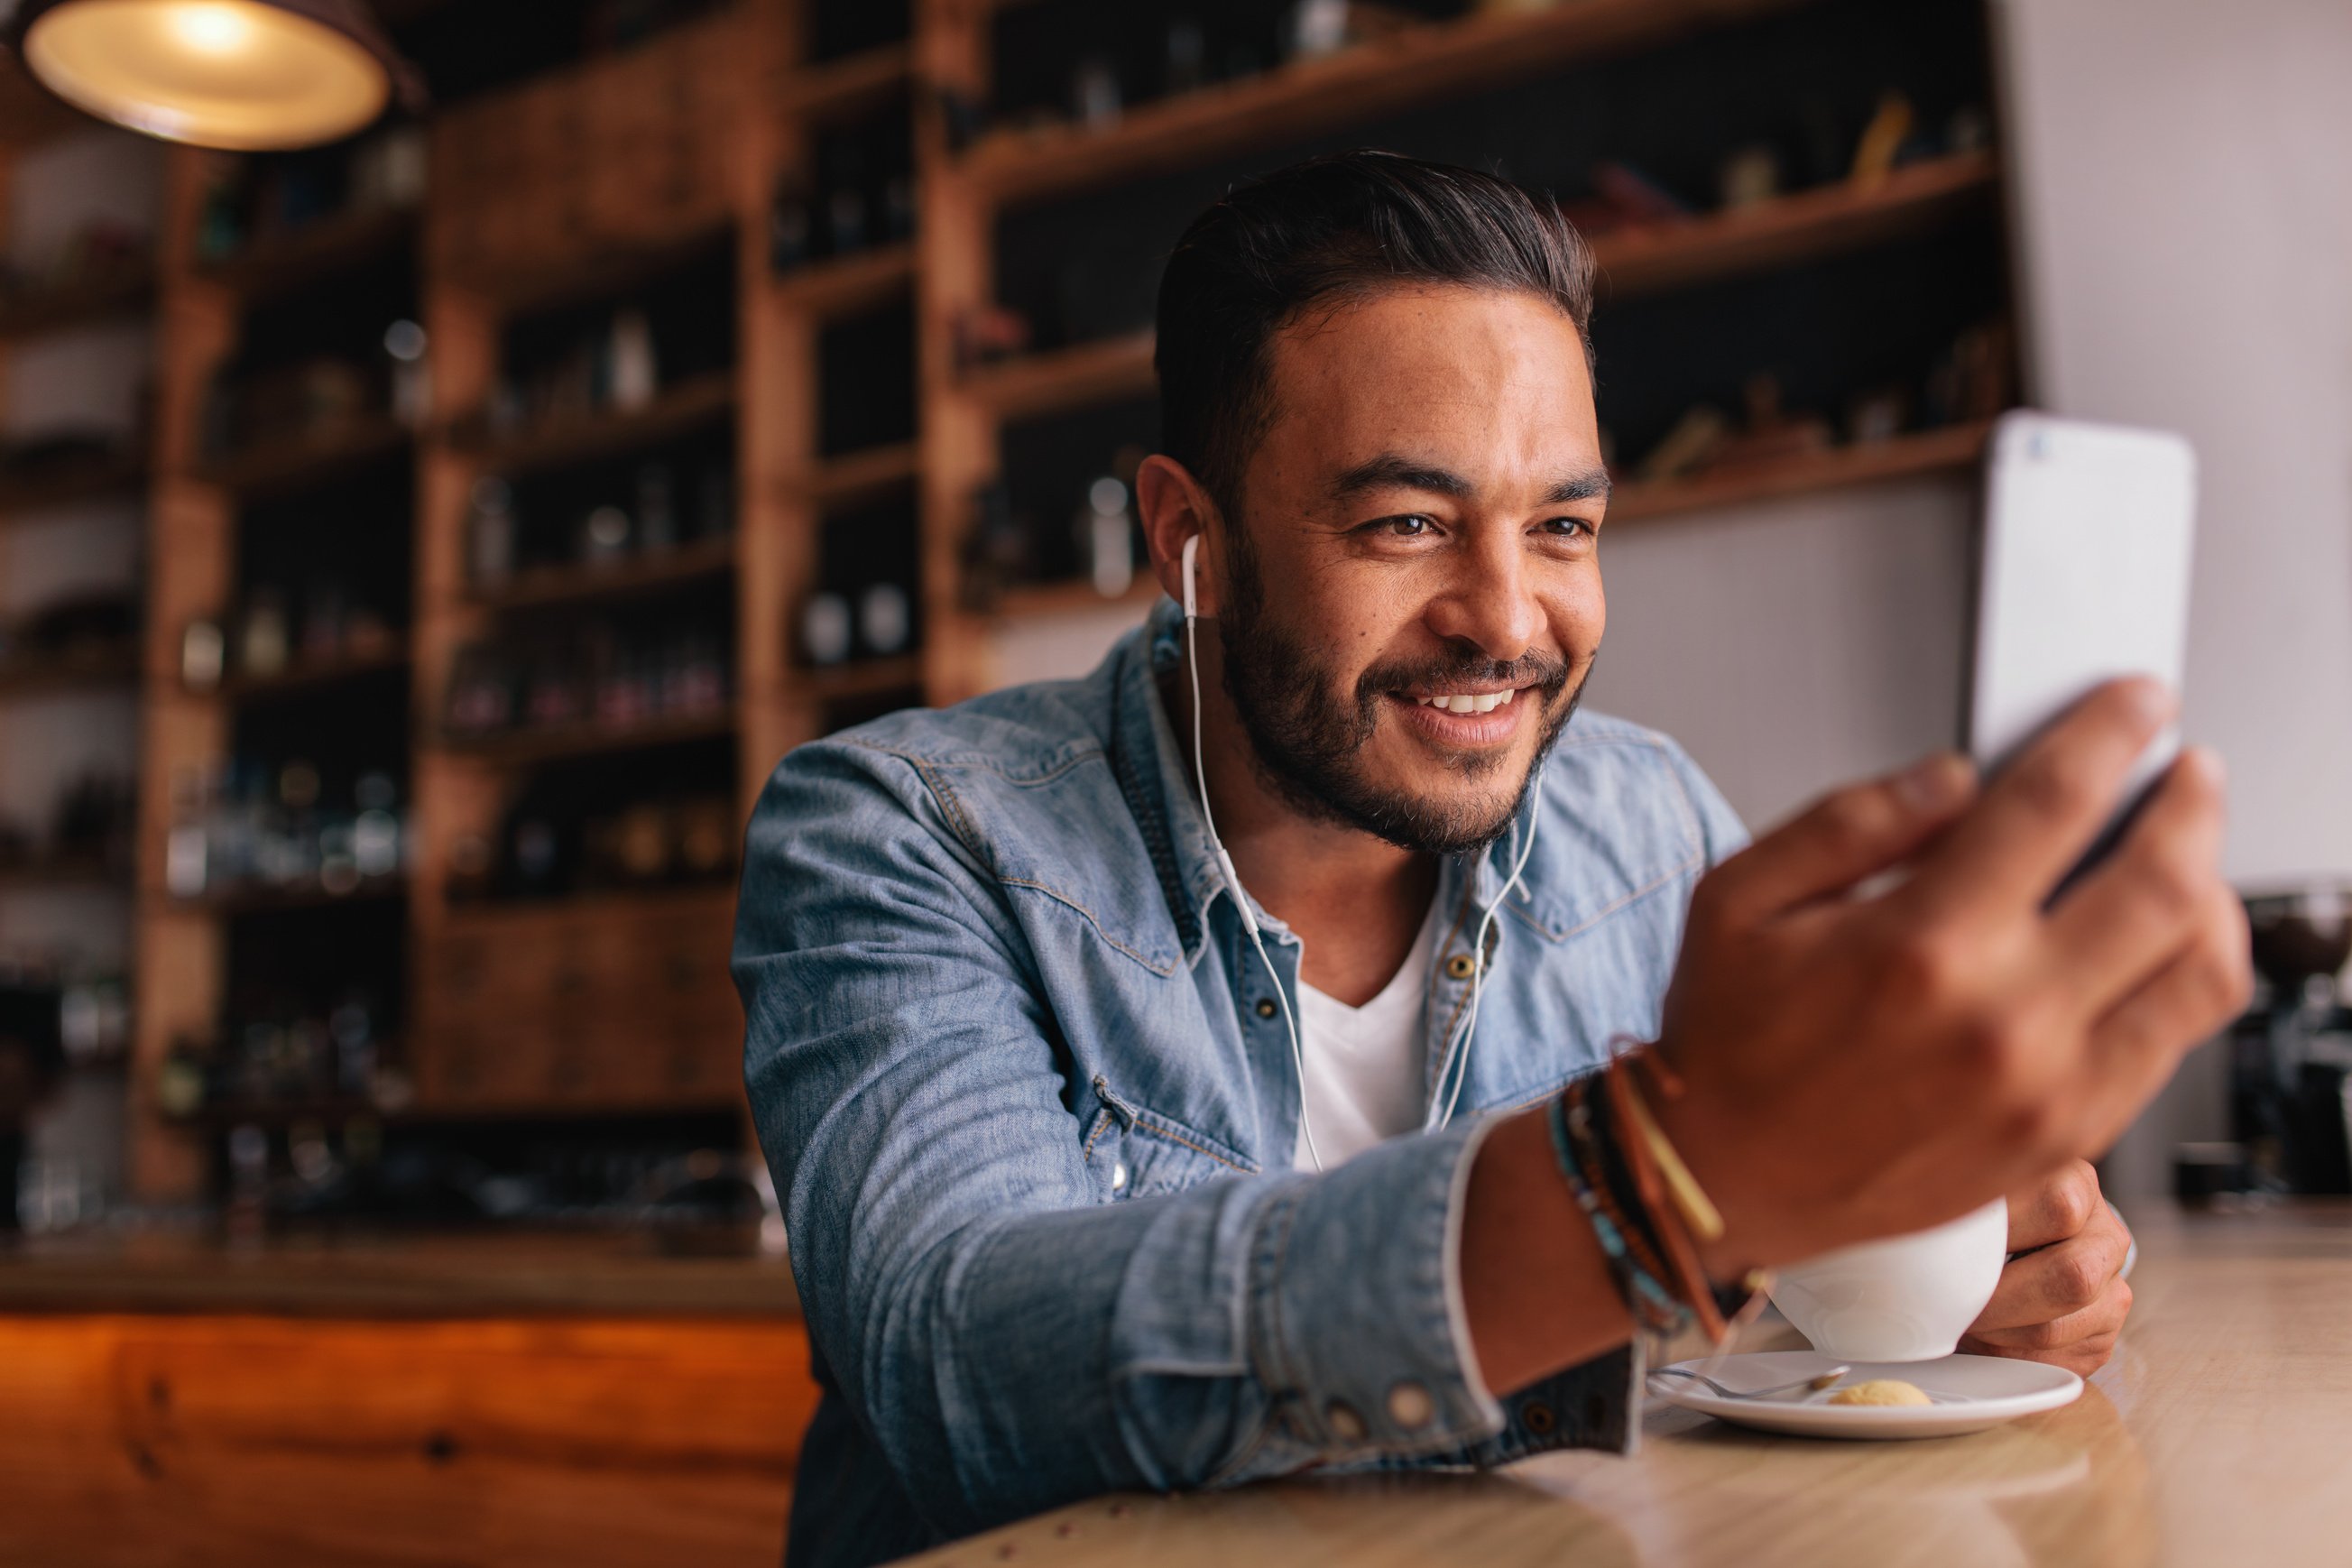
1968, 1275, 2133, 1352
1964, 1329, 2120, 1377
1905, 678, 2174, 924
2071, 882, 2253, 1155
2041, 749, 2227, 1011
1700, 752, 1977, 924
1970, 1224, 2128, 1332
2006, 1159, 2108, 1253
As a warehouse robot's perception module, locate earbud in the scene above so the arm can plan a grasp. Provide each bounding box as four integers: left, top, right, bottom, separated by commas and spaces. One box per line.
1180, 532, 1201, 621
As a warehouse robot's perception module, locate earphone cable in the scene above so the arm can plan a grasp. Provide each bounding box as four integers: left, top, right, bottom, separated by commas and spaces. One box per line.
1433, 767, 1545, 1130
1186, 596, 1325, 1173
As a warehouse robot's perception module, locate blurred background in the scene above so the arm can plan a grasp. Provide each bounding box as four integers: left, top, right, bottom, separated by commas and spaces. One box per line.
0, 0, 2344, 1563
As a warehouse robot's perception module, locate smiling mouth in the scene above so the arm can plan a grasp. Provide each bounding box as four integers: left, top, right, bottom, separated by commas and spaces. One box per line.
1407, 688, 1524, 715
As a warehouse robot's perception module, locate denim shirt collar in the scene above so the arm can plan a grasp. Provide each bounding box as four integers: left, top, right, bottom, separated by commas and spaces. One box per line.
1116, 598, 1540, 968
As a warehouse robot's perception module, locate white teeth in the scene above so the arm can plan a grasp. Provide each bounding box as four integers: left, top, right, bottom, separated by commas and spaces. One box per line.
1413, 688, 1518, 715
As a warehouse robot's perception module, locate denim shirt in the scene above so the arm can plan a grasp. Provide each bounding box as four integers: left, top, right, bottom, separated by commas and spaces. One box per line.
734, 599, 1748, 1568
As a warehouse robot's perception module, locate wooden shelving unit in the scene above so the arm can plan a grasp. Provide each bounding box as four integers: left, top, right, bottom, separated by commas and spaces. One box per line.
803, 440, 919, 505
191, 204, 419, 300
190, 417, 412, 501
455, 370, 736, 476
210, 645, 412, 703
0, 452, 147, 520
438, 706, 738, 769
955, 0, 1813, 206
467, 535, 737, 613
771, 243, 916, 318
0, 644, 142, 700
0, 258, 154, 339
169, 876, 409, 918
1610, 420, 1996, 524
0, 855, 128, 893
949, 152, 1998, 425
117, 0, 2016, 1199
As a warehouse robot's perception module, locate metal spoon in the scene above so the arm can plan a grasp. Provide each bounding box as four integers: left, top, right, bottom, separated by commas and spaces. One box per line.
1648, 1365, 1851, 1401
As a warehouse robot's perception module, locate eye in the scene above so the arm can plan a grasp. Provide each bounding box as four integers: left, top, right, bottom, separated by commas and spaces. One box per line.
1539, 516, 1596, 540
1362, 512, 1438, 540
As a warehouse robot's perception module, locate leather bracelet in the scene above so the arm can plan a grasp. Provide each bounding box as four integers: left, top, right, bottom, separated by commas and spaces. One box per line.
1602, 1053, 1730, 1342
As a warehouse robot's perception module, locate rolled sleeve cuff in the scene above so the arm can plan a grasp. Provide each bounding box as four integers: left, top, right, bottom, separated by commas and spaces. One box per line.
1239, 1120, 1637, 1472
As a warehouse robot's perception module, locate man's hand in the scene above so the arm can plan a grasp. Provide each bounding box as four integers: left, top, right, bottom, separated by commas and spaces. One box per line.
1651, 678, 2251, 1275
1960, 1160, 2132, 1377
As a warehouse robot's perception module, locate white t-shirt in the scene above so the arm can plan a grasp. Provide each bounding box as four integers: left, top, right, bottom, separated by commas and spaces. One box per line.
1292, 897, 1441, 1168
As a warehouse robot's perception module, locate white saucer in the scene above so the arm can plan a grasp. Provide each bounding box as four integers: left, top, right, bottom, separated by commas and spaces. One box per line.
1647, 1350, 2083, 1440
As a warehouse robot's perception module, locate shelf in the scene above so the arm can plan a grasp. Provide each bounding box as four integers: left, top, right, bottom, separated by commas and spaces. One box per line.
190, 418, 412, 501
170, 876, 410, 918
800, 441, 919, 507
1609, 420, 1996, 524
775, 42, 914, 122
0, 453, 147, 520
952, 154, 2001, 425
770, 244, 917, 318
992, 576, 1166, 623
448, 221, 734, 318
440, 706, 737, 768
211, 645, 412, 704
165, 1093, 388, 1130
959, 330, 1155, 423
456, 372, 736, 478
471, 535, 738, 614
0, 644, 141, 700
0, 260, 156, 341
799, 655, 925, 702
0, 856, 128, 894
1591, 152, 2000, 300
193, 205, 420, 300
957, 0, 1813, 206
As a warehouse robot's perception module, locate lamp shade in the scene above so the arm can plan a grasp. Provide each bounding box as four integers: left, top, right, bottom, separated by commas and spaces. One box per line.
5, 0, 422, 151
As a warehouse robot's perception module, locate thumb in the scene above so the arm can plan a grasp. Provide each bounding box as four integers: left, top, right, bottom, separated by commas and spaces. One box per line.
1704, 752, 1978, 923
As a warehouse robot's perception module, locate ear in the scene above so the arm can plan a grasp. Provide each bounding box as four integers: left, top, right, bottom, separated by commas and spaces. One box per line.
1136, 454, 1224, 617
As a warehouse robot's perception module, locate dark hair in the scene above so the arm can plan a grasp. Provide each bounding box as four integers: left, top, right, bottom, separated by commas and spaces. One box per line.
1155, 149, 1596, 522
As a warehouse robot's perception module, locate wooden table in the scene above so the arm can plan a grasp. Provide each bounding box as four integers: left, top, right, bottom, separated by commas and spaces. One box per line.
904, 1204, 2352, 1567
0, 1228, 819, 1568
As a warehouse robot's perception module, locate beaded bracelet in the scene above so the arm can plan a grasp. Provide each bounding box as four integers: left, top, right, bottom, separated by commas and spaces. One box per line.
1569, 1074, 1681, 1305
1548, 1082, 1688, 1337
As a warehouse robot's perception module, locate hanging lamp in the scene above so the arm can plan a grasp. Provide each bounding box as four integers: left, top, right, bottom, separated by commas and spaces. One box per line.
4, 0, 422, 151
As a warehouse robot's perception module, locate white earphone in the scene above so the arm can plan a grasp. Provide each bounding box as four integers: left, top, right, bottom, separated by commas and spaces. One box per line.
1179, 531, 1542, 1169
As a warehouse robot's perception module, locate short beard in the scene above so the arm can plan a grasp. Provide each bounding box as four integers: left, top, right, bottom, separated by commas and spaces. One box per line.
1215, 524, 1586, 855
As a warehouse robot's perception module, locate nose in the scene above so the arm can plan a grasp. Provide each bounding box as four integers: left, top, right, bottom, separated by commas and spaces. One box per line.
1421, 526, 1544, 663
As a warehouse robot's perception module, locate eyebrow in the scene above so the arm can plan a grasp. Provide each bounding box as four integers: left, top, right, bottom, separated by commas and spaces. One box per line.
1329, 452, 1613, 506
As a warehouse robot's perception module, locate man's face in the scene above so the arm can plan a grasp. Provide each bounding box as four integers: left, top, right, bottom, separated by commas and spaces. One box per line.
1216, 284, 1609, 854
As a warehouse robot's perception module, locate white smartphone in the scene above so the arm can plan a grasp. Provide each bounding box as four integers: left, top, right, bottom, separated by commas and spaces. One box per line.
1966, 410, 2199, 881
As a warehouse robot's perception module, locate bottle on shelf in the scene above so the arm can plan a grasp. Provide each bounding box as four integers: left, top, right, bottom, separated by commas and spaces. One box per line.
166, 761, 407, 904
467, 476, 517, 588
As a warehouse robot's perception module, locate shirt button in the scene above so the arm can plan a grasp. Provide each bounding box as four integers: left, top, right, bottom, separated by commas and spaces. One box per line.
1110, 1161, 1128, 1193
1325, 1400, 1366, 1443
1255, 998, 1277, 1019
1443, 953, 1476, 981
1387, 1381, 1434, 1430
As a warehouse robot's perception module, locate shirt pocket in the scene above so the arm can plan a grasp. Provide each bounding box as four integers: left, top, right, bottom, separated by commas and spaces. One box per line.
1083, 1102, 1253, 1201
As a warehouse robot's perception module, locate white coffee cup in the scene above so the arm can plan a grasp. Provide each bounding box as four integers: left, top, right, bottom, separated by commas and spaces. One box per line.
1768, 1198, 2010, 1362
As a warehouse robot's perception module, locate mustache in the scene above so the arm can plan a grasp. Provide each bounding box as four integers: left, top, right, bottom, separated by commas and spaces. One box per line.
1355, 648, 1573, 706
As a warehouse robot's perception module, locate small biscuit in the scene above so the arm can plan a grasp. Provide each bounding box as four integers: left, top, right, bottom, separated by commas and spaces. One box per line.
1827, 1379, 1932, 1407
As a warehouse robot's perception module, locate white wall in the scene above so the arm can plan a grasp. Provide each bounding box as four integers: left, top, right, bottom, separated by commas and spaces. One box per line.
1995, 0, 2352, 890
1589, 476, 1974, 832
1990, 0, 2352, 1197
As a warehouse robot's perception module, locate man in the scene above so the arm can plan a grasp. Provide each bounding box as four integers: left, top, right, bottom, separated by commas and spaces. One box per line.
734, 152, 2246, 1567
